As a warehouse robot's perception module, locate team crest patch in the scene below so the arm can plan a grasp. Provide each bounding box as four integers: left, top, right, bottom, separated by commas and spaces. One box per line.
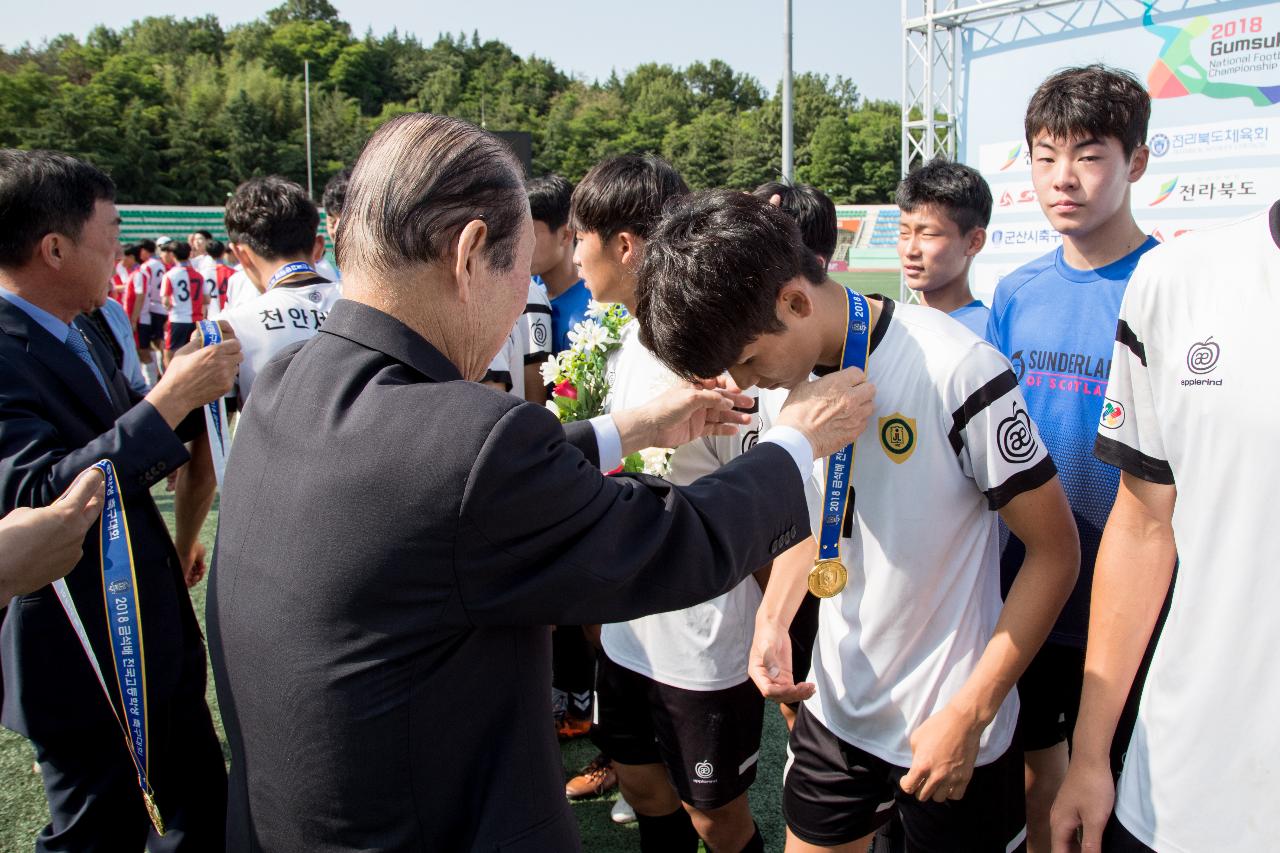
1100, 398, 1125, 429
879, 414, 916, 463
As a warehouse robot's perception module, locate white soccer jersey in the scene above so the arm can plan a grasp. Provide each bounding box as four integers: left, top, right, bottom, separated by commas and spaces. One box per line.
803, 298, 1054, 767
162, 264, 205, 323
223, 269, 262, 312
192, 253, 217, 284
600, 322, 778, 689
484, 281, 553, 400
144, 258, 168, 314
1094, 207, 1280, 853
222, 279, 341, 402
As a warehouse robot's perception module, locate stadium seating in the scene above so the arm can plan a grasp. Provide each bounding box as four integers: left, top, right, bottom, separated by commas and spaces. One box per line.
119, 205, 333, 255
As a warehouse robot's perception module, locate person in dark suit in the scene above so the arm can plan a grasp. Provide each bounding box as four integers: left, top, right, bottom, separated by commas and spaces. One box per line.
0, 149, 243, 851
208, 113, 876, 852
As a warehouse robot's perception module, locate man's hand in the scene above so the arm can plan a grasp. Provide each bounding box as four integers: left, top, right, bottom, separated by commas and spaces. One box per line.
0, 468, 105, 600
748, 615, 815, 704
777, 367, 876, 459
145, 337, 242, 429
1049, 756, 1115, 852
179, 541, 208, 588
898, 704, 983, 802
613, 382, 754, 455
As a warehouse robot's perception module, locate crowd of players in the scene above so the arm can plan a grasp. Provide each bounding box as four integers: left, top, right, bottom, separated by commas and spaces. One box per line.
0, 59, 1274, 852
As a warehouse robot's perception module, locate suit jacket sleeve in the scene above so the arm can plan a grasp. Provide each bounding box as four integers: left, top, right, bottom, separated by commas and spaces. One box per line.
0, 353, 190, 510
562, 419, 599, 468
454, 402, 806, 626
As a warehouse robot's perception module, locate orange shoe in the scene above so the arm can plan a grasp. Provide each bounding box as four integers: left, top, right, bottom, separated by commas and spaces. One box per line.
555, 715, 592, 741
565, 753, 617, 799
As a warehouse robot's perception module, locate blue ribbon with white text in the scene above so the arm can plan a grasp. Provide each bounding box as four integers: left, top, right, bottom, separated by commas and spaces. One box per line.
267, 261, 316, 290
816, 288, 871, 563
197, 320, 230, 486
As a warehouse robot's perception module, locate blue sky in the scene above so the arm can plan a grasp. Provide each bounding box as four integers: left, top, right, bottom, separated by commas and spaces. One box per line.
7, 1, 904, 102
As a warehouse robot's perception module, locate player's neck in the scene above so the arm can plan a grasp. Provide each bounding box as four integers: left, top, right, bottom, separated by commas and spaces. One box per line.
815, 279, 882, 370
918, 274, 975, 314
1061, 208, 1147, 271
540, 254, 580, 298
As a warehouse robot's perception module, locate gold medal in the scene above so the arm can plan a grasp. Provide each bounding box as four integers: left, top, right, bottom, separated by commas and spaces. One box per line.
808, 558, 847, 598
143, 791, 166, 836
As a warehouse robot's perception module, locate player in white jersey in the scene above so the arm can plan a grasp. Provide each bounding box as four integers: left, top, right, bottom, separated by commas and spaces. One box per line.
1050, 204, 1280, 853
638, 190, 1081, 853
160, 241, 207, 364
133, 238, 167, 384
482, 280, 552, 402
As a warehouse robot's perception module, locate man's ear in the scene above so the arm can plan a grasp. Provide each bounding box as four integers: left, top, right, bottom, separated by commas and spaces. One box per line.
312, 235, 326, 264
966, 226, 988, 257
38, 233, 65, 271
557, 224, 574, 249
616, 231, 643, 270
778, 278, 816, 320
1128, 144, 1150, 184
453, 219, 488, 305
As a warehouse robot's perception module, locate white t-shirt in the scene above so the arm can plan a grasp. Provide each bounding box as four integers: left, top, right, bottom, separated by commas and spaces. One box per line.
161, 264, 205, 323
223, 269, 263, 312
485, 281, 552, 401
803, 298, 1054, 767
1094, 207, 1280, 853
222, 278, 342, 402
144, 258, 168, 314
191, 253, 218, 284
315, 256, 340, 286
600, 322, 777, 690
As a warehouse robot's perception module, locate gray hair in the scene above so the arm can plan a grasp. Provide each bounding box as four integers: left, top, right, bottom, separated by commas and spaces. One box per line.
338, 113, 527, 277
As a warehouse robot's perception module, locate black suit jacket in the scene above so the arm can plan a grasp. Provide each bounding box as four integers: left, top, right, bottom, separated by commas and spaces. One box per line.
0, 297, 204, 741
208, 300, 808, 852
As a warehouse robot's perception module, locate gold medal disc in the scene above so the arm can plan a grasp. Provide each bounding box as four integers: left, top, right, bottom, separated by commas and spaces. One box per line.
808, 558, 848, 598
144, 791, 166, 836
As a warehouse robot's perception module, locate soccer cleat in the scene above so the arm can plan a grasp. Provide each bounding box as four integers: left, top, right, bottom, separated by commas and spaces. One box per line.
610, 794, 637, 825
565, 753, 617, 799
555, 715, 592, 741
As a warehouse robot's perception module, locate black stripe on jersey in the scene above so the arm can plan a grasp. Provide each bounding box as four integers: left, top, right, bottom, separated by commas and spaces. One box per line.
948, 369, 1019, 456
1115, 320, 1147, 367
869, 296, 894, 355
1094, 434, 1174, 485
525, 303, 553, 316
482, 369, 513, 391
523, 352, 551, 366
984, 456, 1057, 510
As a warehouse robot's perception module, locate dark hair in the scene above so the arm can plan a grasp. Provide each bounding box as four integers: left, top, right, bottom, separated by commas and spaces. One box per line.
570, 154, 689, 243
751, 181, 837, 263
1025, 64, 1151, 157
139, 238, 157, 253
0, 149, 115, 268
206, 238, 226, 258
322, 167, 351, 218
637, 190, 824, 380
527, 175, 574, 232
122, 243, 142, 261
172, 240, 191, 262
340, 113, 526, 275
895, 158, 993, 233
224, 175, 320, 260
194, 229, 213, 241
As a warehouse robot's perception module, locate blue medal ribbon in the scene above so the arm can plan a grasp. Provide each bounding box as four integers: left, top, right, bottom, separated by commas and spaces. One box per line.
198, 320, 231, 486
52, 460, 165, 833
817, 289, 872, 564
267, 261, 316, 290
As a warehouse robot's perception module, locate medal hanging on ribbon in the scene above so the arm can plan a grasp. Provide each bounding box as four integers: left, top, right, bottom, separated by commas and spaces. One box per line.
51, 460, 165, 835
197, 320, 231, 486
808, 288, 872, 599
266, 261, 316, 290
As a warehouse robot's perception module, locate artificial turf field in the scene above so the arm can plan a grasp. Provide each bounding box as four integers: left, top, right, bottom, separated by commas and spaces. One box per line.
0, 271, 902, 851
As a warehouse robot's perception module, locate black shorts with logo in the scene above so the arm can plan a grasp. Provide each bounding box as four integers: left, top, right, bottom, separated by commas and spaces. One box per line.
1016, 641, 1085, 751
589, 651, 763, 811
783, 705, 1027, 850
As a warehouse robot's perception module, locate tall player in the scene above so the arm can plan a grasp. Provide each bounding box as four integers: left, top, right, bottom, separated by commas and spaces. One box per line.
984, 65, 1156, 852
639, 190, 1079, 852
161, 241, 206, 366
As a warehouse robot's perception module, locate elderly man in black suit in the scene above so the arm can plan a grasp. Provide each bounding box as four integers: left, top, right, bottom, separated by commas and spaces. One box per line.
0, 149, 242, 851
208, 113, 876, 852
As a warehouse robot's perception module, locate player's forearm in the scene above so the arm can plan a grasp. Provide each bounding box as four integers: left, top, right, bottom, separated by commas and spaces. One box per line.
173, 440, 216, 557
756, 536, 814, 627
1071, 491, 1176, 765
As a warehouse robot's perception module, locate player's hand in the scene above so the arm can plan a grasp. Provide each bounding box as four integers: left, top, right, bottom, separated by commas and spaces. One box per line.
1049, 755, 1115, 852
748, 615, 815, 704
180, 541, 208, 588
0, 468, 105, 599
777, 368, 876, 459
899, 703, 982, 802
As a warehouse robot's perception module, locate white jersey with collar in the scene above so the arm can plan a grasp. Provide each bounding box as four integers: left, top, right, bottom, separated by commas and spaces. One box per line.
221, 277, 341, 402
484, 281, 553, 400
803, 298, 1055, 767
144, 258, 168, 314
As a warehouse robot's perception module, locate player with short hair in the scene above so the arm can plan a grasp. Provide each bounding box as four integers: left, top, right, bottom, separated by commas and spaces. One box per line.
896, 158, 993, 336
984, 64, 1157, 852
638, 189, 1080, 853
161, 241, 206, 363
573, 155, 778, 853
1051, 201, 1280, 852
135, 238, 167, 384
189, 229, 217, 286
528, 175, 588, 355
203, 239, 236, 317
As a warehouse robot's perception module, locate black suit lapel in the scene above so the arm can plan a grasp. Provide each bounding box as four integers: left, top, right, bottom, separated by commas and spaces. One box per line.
76, 315, 131, 414
29, 322, 117, 428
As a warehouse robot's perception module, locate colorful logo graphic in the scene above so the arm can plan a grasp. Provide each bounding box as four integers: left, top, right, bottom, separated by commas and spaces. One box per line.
1150, 177, 1179, 206
1100, 398, 1125, 429
1144, 3, 1280, 106
879, 415, 917, 464
1001, 143, 1023, 170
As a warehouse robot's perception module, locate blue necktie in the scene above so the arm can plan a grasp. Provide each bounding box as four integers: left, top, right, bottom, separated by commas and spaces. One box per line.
64, 323, 110, 398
